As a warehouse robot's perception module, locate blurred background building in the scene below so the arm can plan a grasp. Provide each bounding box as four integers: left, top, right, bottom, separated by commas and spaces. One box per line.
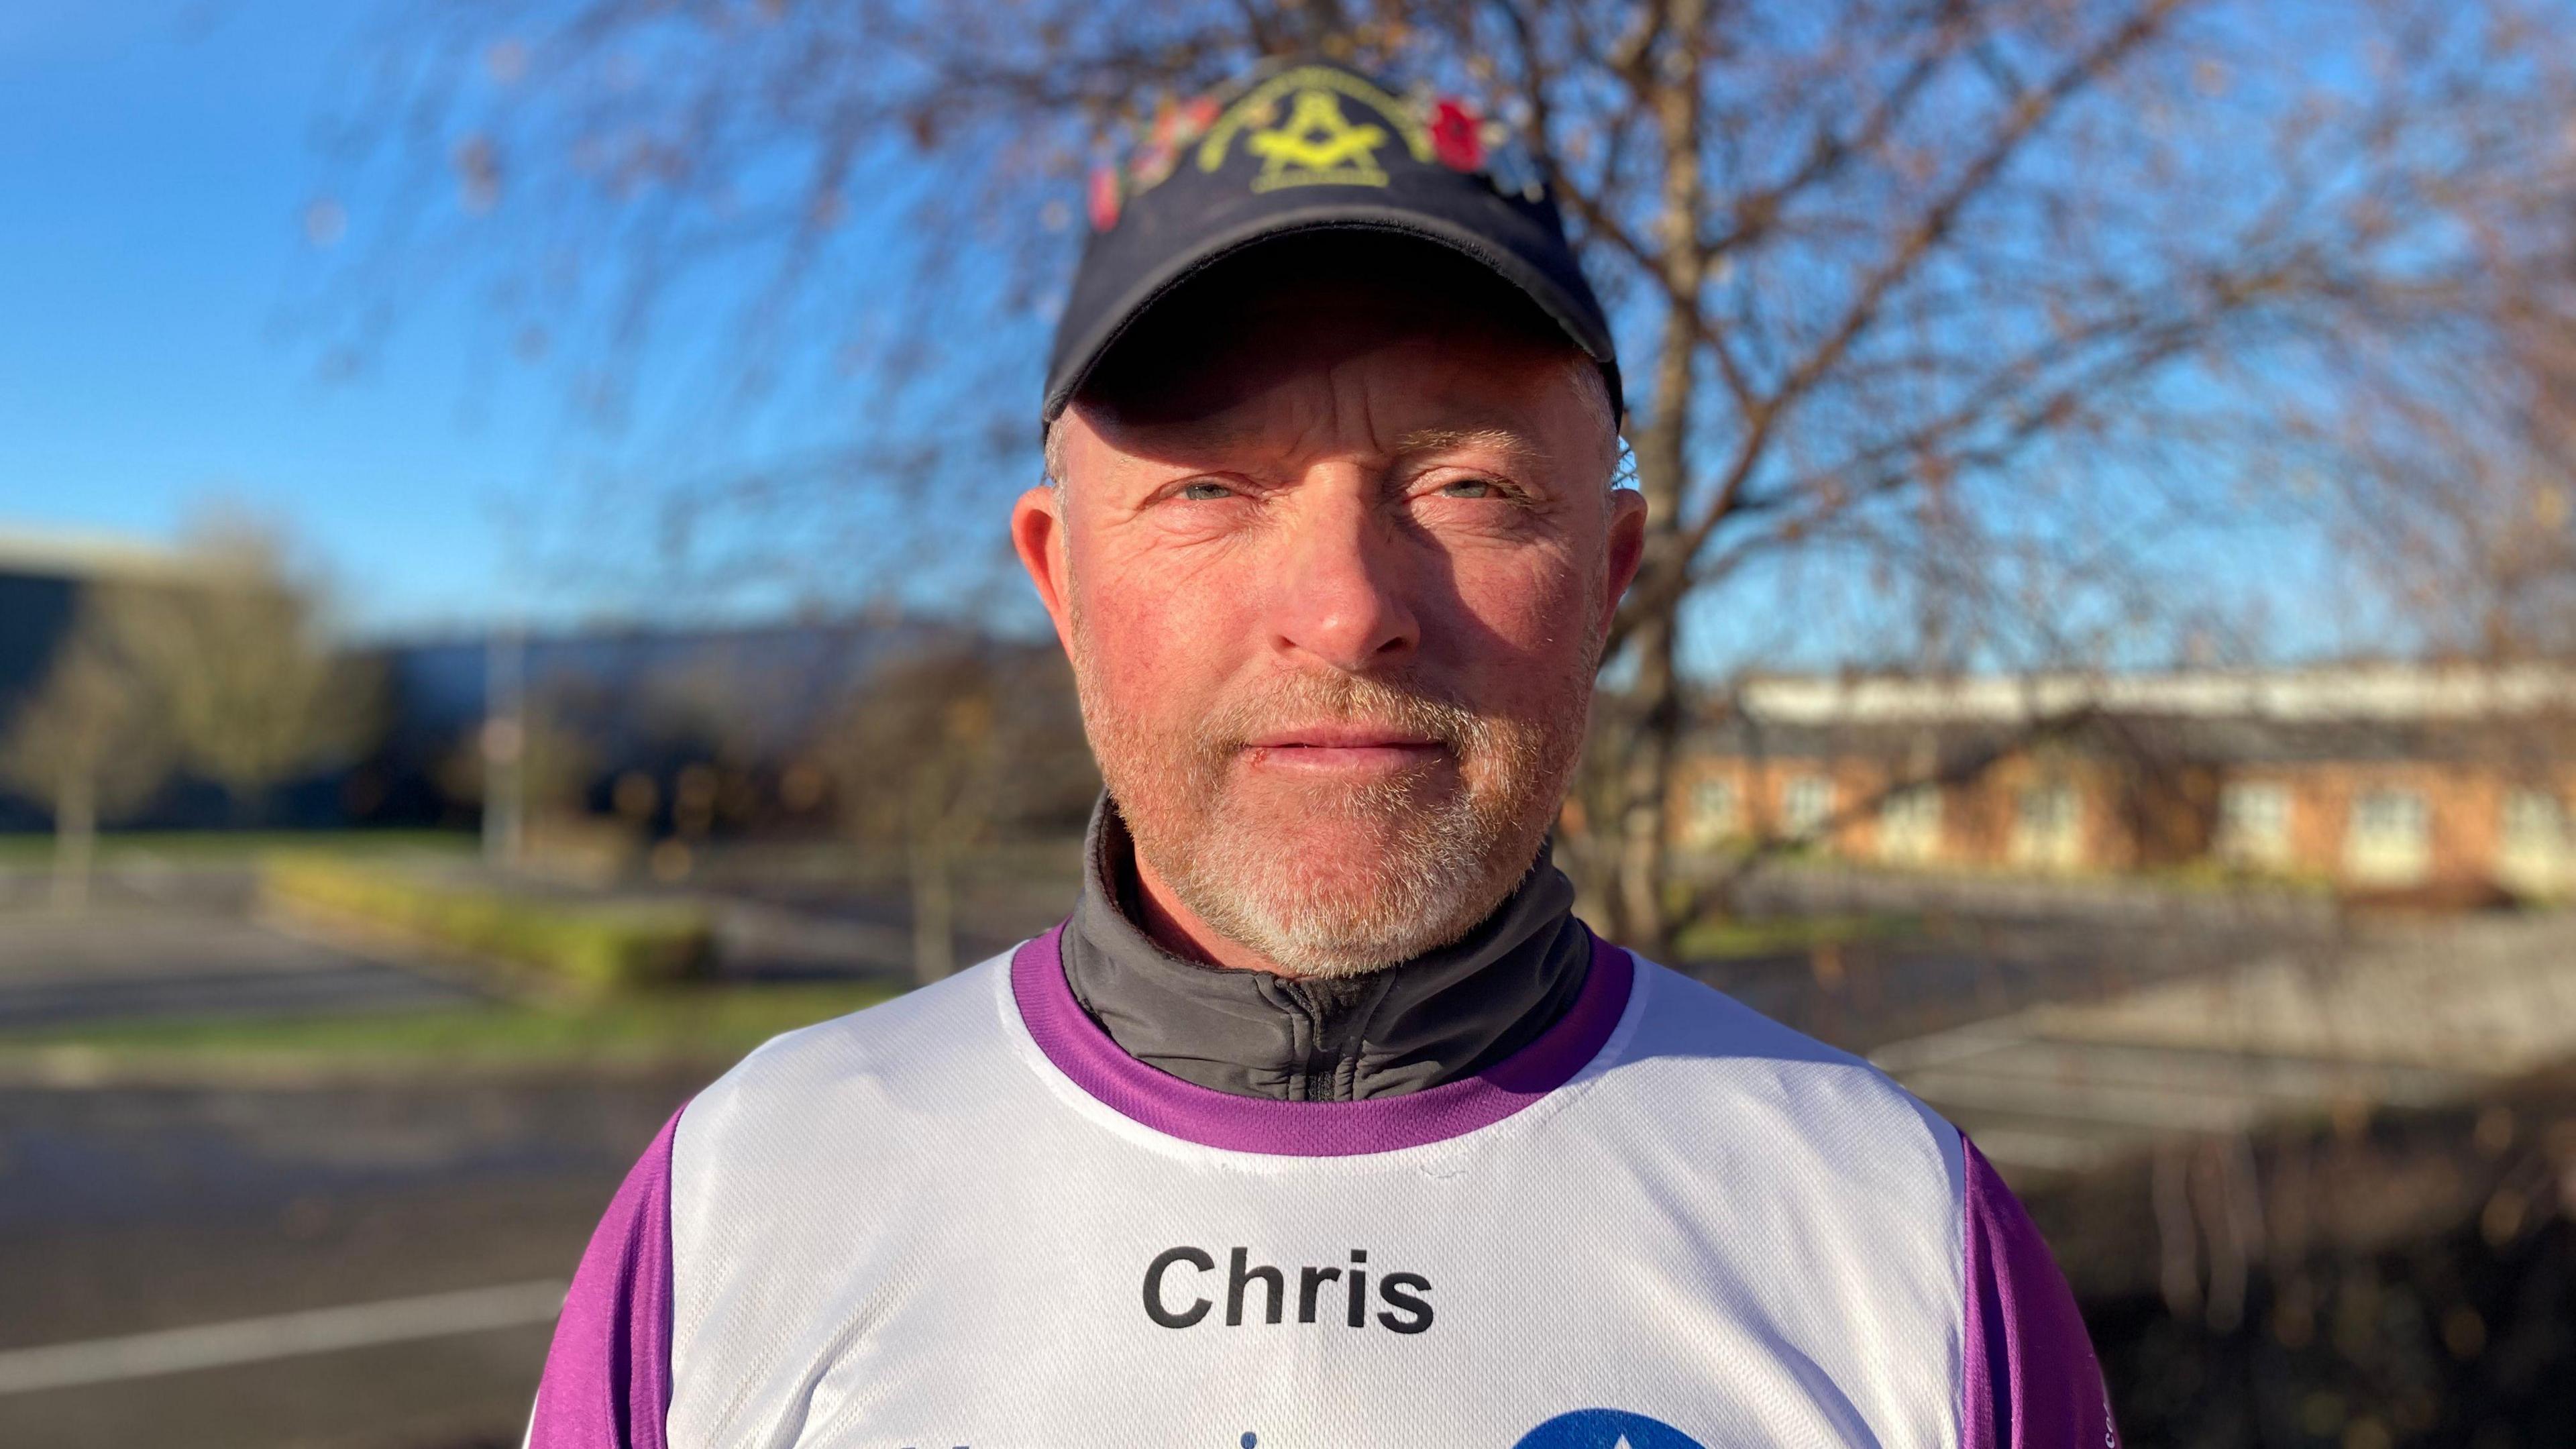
1674, 667, 2576, 900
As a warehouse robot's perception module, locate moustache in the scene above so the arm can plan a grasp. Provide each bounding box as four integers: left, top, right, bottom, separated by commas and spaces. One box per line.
1195, 671, 1491, 755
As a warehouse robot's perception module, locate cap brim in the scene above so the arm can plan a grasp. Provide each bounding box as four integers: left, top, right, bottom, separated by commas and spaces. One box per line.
1041, 207, 1622, 425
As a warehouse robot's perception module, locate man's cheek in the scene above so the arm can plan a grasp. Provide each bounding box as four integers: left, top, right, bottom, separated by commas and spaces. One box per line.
1087, 584, 1224, 704
1452, 571, 1585, 664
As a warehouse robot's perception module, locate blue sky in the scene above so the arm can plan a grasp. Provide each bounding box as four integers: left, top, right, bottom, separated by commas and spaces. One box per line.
0, 0, 567, 637
0, 1, 2378, 665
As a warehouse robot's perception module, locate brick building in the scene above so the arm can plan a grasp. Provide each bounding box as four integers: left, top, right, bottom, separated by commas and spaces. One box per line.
1672, 666, 2576, 898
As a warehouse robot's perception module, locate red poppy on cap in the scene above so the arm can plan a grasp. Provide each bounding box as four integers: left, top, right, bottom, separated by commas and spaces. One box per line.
1430, 98, 1484, 172
1087, 165, 1122, 231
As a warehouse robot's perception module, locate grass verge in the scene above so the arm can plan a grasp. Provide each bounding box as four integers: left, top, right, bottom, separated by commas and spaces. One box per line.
1671, 912, 1918, 961
0, 979, 906, 1077
0, 829, 476, 867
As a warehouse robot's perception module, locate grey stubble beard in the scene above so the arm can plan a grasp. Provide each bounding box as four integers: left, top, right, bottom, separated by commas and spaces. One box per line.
1065, 584, 1598, 980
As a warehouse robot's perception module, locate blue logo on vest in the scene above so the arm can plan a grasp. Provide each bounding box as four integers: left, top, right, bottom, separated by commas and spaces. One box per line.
1513, 1409, 1706, 1448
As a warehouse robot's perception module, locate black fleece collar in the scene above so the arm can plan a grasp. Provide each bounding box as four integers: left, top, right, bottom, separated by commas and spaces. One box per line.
1059, 795, 1591, 1102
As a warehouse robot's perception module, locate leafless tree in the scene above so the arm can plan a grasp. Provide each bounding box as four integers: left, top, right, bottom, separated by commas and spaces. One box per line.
2337, 378, 2576, 665
104, 516, 380, 823
0, 592, 176, 912
307, 0, 2576, 951
816, 638, 1093, 981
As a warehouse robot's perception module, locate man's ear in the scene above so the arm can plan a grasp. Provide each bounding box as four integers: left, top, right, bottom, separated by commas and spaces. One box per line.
1012, 483, 1077, 657
1601, 485, 1648, 631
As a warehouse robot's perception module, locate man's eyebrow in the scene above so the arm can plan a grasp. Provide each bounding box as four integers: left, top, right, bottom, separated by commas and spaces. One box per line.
1391, 427, 1550, 466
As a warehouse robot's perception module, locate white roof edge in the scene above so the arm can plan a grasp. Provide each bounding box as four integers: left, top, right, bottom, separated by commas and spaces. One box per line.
0, 527, 200, 584
1737, 665, 2576, 723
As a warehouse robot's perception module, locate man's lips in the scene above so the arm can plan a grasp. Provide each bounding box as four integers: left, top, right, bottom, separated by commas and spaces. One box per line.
1245, 723, 1443, 749
1239, 724, 1450, 772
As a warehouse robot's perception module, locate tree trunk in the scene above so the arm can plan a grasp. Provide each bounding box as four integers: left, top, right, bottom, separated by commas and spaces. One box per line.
1601, 3, 1709, 959
909, 834, 957, 985
907, 781, 957, 985
1612, 614, 1686, 955
51, 773, 96, 915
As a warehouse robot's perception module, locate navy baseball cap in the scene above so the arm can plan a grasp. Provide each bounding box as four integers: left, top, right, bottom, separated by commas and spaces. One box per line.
1042, 59, 1622, 426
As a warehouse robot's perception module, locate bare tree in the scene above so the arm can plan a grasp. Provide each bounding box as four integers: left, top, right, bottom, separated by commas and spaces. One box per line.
818, 638, 1093, 983
103, 517, 378, 824
307, 0, 2576, 951
0, 594, 175, 911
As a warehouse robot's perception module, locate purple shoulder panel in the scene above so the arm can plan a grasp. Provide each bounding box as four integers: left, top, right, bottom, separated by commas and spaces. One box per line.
1960, 1137, 2119, 1449
527, 1108, 681, 1449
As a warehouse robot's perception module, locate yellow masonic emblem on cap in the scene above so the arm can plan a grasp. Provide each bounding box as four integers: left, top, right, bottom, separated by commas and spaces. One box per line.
1248, 89, 1389, 189
1198, 64, 1433, 193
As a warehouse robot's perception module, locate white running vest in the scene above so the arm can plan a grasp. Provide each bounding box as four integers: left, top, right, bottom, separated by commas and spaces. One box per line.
527, 929, 2116, 1449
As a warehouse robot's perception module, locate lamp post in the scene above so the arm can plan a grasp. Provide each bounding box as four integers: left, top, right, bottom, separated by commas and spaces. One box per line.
481, 621, 525, 869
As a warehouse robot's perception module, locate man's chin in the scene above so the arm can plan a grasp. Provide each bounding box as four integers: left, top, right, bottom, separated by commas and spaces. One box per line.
1220, 763, 1464, 826
1167, 802, 1517, 976
1188, 879, 1487, 979
1222, 799, 1442, 858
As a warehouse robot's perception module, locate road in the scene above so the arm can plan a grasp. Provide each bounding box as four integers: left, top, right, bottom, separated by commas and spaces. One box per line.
0, 864, 686, 1448
0, 849, 1077, 1448
0, 1074, 694, 1449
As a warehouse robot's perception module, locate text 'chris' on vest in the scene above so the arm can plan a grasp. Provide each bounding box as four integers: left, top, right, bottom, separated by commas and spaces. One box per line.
1143, 1247, 1434, 1334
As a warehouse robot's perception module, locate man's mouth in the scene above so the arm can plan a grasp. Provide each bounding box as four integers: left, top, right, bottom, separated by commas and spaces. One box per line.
1240, 724, 1449, 773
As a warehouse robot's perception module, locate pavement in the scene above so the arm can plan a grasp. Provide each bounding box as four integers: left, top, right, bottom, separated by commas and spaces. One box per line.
0, 911, 483, 1034
1872, 911, 2576, 1177
0, 861, 487, 1035
1675, 906, 2312, 1055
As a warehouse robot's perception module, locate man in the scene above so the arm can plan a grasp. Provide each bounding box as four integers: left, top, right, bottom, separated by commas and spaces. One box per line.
529, 58, 2116, 1449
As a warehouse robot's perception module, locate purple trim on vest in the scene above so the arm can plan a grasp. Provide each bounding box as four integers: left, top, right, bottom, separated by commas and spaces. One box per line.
1960, 1137, 2121, 1449
528, 1109, 680, 1449
1012, 922, 1633, 1156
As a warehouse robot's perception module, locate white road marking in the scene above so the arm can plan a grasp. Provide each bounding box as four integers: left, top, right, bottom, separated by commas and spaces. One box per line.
0, 1279, 568, 1395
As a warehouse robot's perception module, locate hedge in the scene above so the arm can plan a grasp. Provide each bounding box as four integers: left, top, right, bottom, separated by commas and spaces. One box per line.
260, 855, 714, 994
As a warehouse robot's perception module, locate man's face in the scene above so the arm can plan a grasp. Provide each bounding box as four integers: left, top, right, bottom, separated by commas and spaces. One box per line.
1015, 276, 1646, 977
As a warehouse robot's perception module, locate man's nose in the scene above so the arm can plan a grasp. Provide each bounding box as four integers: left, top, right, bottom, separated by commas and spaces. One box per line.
1268, 474, 1421, 672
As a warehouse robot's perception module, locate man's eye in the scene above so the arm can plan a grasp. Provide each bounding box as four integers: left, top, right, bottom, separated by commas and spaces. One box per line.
1438, 478, 1498, 499
1177, 481, 1236, 502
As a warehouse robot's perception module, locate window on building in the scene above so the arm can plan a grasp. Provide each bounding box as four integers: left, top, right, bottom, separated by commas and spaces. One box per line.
1878, 784, 1943, 864
1782, 774, 1835, 843
2500, 789, 2572, 894
2010, 782, 2083, 871
2216, 781, 2293, 870
1684, 776, 1740, 848
2504, 790, 2567, 844
2344, 787, 2431, 885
